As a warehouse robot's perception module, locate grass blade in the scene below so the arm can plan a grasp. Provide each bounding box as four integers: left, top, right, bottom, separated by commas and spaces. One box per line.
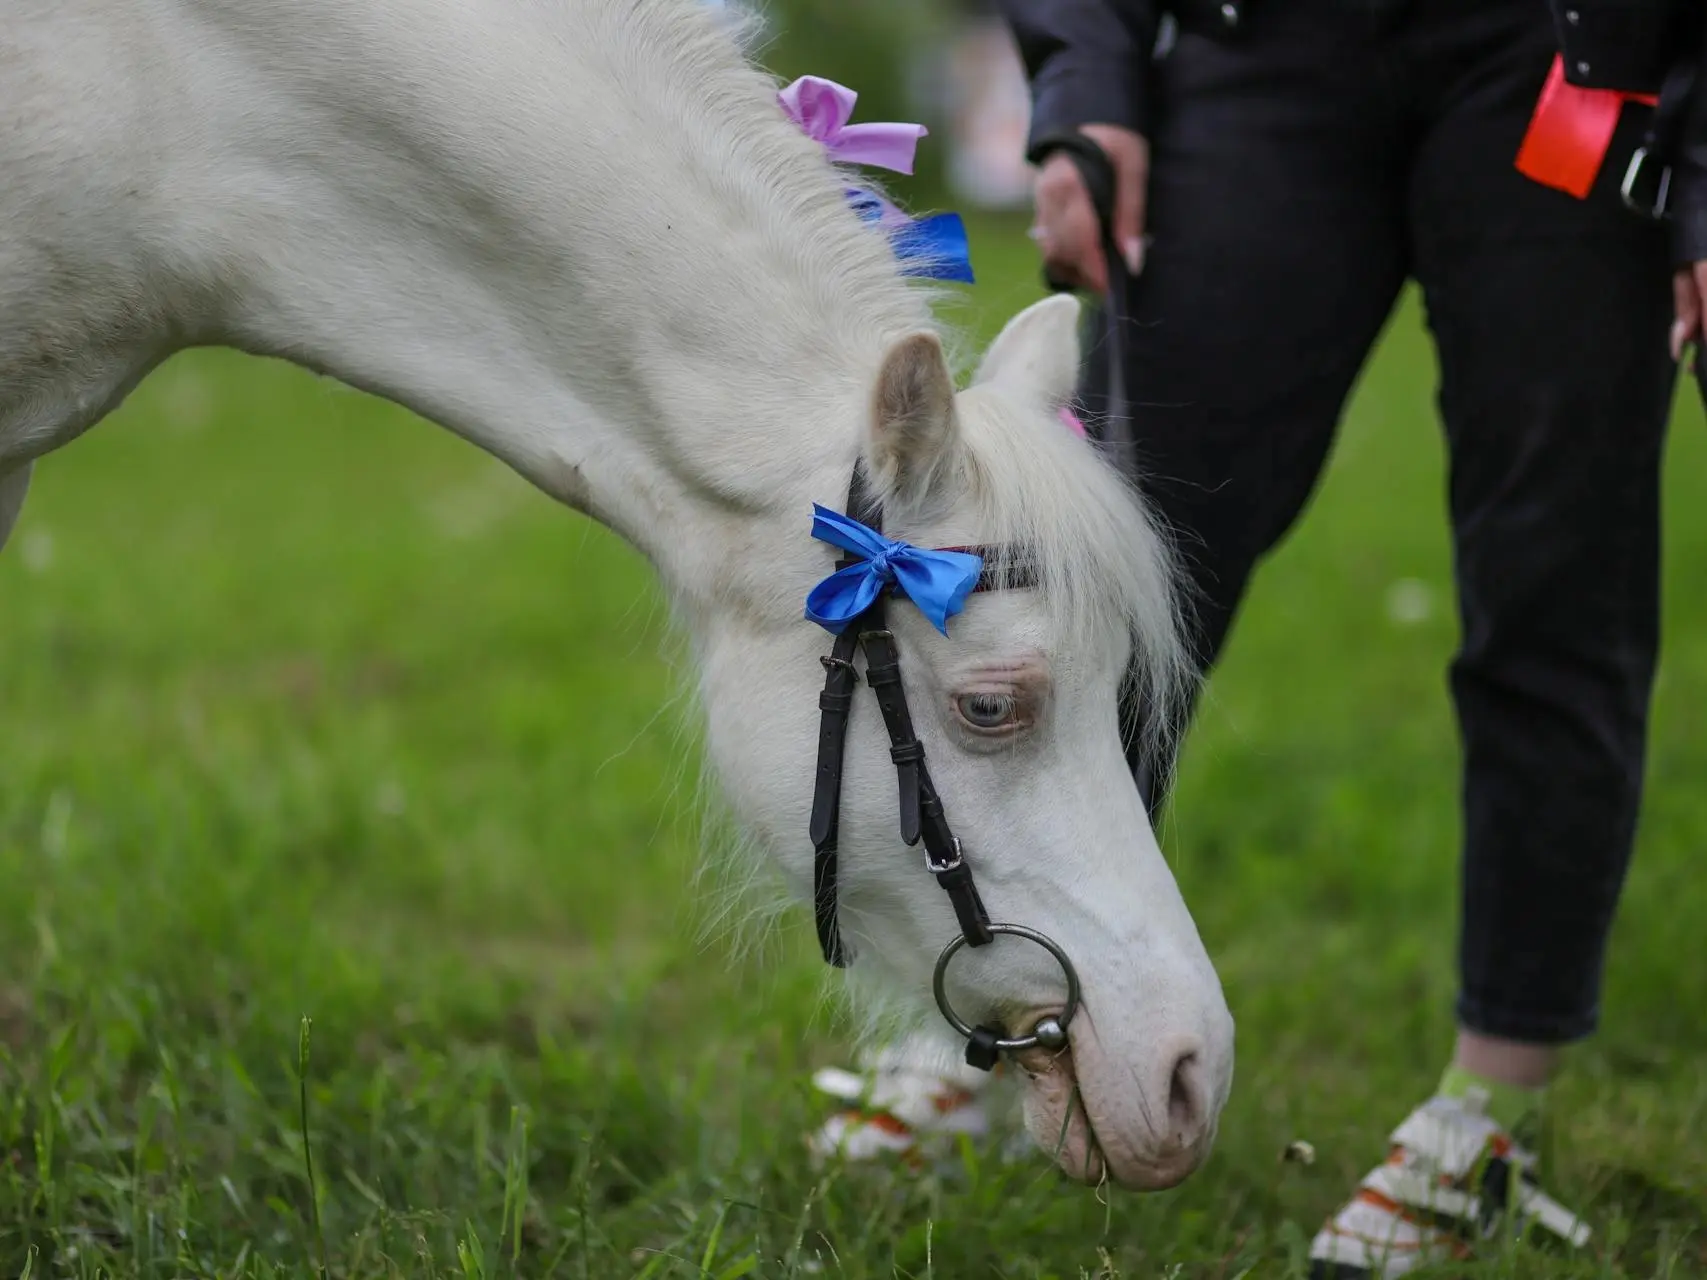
298, 1017, 329, 1280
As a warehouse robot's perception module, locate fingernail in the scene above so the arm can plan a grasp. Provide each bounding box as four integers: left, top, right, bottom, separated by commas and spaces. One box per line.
1122, 237, 1144, 275
1672, 319, 1688, 362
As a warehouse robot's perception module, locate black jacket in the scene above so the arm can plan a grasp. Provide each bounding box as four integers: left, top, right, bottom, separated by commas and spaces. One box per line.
1671, 9, 1707, 263
998, 0, 1707, 263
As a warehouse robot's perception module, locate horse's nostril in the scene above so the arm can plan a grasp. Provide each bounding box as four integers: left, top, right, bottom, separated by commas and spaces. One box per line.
1166, 1044, 1207, 1140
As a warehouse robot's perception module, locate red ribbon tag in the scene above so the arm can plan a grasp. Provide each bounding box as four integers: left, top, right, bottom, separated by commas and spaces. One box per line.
1515, 55, 1657, 198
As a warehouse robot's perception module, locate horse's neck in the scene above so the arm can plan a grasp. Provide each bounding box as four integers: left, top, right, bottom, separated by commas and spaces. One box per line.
169, 0, 930, 623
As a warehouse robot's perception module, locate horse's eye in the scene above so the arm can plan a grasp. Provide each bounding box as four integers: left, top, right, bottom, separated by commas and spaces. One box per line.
956, 691, 1016, 730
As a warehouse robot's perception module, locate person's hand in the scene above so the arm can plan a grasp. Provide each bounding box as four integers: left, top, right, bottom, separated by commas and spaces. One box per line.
1029, 123, 1149, 296
1674, 263, 1707, 362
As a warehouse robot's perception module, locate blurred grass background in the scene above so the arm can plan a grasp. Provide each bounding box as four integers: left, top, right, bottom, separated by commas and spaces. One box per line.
2, 3, 1704, 1276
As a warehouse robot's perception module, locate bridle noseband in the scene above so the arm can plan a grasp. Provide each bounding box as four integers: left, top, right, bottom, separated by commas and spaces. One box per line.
806, 464, 1079, 1071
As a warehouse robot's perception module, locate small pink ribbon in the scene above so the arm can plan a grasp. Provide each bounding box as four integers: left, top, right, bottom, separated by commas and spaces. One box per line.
779, 76, 927, 174
1058, 406, 1087, 439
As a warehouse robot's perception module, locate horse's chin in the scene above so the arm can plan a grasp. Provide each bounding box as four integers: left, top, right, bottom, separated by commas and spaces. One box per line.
1012, 1008, 1215, 1192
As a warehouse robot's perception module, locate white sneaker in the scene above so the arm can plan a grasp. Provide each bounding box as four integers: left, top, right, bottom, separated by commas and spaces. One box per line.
1309, 1089, 1590, 1278
806, 1041, 998, 1169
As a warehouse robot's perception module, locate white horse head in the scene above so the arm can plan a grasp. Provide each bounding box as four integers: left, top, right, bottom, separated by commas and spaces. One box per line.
695, 292, 1234, 1188
0, 0, 1232, 1188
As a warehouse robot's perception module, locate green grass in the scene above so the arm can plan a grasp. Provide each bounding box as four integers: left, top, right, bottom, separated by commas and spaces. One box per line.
3, 210, 1705, 1279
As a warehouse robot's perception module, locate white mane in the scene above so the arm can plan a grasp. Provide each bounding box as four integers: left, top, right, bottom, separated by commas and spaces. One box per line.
599, 0, 942, 352
641, 0, 1191, 748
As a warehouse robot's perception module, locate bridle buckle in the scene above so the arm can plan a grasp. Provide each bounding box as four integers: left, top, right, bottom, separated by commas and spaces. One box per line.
927, 835, 964, 875
818, 653, 859, 680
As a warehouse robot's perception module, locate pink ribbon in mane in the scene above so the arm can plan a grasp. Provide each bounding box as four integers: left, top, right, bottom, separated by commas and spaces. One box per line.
1058, 406, 1087, 439
778, 76, 928, 174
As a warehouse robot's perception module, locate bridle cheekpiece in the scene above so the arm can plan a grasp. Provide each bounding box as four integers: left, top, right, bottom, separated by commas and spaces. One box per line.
803, 464, 1078, 1070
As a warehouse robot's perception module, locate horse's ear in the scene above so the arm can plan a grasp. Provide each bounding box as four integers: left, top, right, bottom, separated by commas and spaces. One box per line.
869, 330, 960, 507
972, 294, 1082, 406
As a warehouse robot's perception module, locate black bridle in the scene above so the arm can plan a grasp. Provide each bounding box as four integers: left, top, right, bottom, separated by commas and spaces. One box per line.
806, 463, 1079, 1071
804, 135, 1130, 1073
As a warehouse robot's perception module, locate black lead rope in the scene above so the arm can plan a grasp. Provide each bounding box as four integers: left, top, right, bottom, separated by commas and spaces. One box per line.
1036, 132, 1134, 479
1034, 132, 1173, 808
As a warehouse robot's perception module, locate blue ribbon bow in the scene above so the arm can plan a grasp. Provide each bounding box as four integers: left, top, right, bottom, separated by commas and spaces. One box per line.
844, 188, 976, 284
804, 505, 984, 635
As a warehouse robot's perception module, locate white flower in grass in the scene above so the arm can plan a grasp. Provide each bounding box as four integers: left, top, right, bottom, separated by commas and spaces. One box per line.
20, 529, 53, 573
375, 779, 407, 816
163, 366, 215, 432
1385, 577, 1434, 627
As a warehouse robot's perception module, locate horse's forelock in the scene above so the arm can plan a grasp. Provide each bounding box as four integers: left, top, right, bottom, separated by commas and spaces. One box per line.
638, 0, 1190, 795
942, 391, 1195, 774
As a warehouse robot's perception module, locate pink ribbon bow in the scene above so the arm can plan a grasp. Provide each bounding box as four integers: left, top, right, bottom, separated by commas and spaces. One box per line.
779, 76, 927, 174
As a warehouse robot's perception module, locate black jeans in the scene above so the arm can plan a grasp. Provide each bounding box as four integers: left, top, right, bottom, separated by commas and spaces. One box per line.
1085, 0, 1679, 1044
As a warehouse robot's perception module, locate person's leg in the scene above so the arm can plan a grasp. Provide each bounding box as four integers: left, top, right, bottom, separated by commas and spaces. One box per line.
1407, 5, 1675, 1101
810, 0, 1413, 1159
1076, 2, 1413, 804
1308, 2, 1675, 1273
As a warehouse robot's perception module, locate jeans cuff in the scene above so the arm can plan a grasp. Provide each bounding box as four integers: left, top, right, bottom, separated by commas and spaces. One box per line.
1455, 993, 1598, 1045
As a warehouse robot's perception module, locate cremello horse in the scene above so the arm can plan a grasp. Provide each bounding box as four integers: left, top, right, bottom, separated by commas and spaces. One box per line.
0, 0, 1233, 1188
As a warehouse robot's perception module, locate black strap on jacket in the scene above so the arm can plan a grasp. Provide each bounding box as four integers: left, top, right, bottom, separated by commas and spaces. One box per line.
1623, 54, 1699, 219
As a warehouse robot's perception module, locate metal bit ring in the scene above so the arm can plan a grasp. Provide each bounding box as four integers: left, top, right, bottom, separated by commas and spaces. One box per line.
931, 923, 1081, 1055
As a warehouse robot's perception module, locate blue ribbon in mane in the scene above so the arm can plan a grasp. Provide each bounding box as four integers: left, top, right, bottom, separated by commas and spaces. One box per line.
805, 505, 984, 636
680, 43, 980, 283
844, 188, 976, 284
